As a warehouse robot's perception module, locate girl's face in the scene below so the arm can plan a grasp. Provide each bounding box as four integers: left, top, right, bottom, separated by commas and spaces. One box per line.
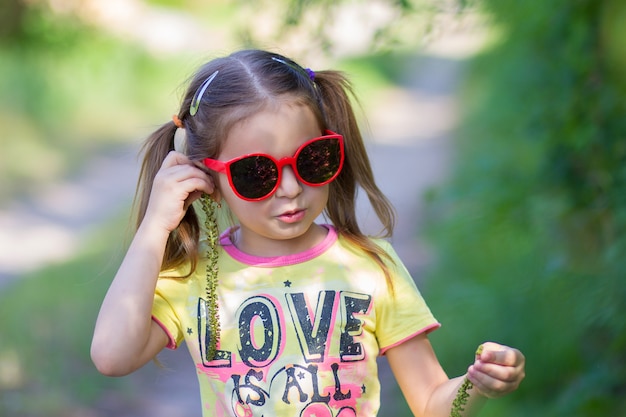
216, 101, 330, 257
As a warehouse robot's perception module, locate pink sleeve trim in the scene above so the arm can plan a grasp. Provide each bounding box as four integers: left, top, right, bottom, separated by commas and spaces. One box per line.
379, 322, 441, 356
151, 315, 178, 350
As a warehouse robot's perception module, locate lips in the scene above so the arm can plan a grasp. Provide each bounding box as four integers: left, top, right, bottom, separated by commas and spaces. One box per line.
277, 209, 306, 223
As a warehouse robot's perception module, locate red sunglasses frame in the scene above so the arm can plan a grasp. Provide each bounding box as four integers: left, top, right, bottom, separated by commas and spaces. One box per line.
202, 130, 344, 201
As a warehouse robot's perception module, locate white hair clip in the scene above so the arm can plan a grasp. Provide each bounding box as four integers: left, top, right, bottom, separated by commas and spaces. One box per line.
190, 70, 219, 116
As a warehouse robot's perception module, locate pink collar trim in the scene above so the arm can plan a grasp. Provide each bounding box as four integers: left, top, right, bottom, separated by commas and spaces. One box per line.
219, 225, 337, 267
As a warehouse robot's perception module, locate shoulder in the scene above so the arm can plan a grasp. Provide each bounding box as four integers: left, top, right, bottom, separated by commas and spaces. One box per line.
156, 259, 206, 297
335, 232, 402, 268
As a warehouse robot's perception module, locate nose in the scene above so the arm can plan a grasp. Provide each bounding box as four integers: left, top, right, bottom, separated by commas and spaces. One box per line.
275, 165, 302, 199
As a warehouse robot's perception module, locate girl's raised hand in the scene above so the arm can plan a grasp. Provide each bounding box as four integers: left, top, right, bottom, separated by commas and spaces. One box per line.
143, 151, 216, 233
467, 342, 525, 398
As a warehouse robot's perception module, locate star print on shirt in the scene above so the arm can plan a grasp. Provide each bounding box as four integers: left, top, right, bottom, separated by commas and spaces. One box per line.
283, 280, 292, 287
187, 327, 193, 335
361, 384, 366, 394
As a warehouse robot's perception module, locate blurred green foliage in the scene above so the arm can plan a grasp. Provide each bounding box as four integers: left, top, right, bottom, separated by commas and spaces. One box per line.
0, 1, 190, 201
424, 0, 626, 415
0, 218, 129, 416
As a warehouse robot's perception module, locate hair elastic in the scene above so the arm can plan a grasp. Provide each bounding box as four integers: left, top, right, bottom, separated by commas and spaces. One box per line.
172, 114, 184, 128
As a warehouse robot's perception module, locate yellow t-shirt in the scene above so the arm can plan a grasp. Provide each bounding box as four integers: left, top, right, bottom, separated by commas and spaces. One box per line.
152, 225, 439, 417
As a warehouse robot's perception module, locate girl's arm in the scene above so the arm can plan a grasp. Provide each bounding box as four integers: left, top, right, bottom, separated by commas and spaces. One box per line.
386, 333, 525, 417
91, 152, 214, 376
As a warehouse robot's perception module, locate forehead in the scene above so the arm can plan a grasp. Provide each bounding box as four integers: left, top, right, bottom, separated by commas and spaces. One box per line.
220, 101, 322, 159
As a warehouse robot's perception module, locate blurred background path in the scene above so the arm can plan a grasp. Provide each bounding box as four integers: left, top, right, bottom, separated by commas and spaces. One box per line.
0, 148, 139, 288
0, 50, 462, 417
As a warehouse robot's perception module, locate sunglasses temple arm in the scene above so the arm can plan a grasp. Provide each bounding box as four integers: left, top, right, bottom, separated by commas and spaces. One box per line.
202, 158, 226, 173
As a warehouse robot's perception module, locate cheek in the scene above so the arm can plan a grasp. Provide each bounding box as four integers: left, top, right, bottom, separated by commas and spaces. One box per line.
215, 173, 242, 202
314, 184, 330, 201
217, 176, 259, 218
307, 185, 330, 212
216, 174, 229, 195
218, 175, 240, 206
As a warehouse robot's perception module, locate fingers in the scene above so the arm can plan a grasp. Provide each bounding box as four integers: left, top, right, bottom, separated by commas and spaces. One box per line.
157, 151, 215, 195
478, 342, 525, 367
467, 342, 525, 399
183, 191, 202, 211
144, 151, 218, 232
160, 149, 190, 168
160, 151, 222, 202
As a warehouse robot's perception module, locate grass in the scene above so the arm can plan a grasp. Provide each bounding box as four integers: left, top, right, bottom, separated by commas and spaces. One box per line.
0, 216, 132, 416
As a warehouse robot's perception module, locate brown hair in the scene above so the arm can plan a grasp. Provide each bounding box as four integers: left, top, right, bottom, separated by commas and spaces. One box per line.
134, 50, 397, 284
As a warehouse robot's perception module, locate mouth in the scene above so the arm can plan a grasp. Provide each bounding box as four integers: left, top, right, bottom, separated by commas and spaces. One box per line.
277, 209, 306, 223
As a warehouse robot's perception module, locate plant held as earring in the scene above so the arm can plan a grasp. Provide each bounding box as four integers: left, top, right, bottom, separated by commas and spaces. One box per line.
201, 193, 221, 360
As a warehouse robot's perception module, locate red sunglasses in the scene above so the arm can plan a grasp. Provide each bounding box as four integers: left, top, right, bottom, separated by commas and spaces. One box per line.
203, 131, 344, 201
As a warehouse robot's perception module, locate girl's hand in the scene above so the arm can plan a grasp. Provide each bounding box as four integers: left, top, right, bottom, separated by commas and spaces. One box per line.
467, 342, 525, 398
144, 151, 216, 233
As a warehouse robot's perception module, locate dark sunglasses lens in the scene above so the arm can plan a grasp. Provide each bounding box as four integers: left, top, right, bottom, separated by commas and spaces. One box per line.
297, 138, 342, 184
230, 156, 278, 199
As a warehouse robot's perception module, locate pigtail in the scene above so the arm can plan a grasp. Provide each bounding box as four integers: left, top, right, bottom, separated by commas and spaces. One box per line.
314, 70, 398, 289
133, 121, 201, 275
315, 71, 396, 236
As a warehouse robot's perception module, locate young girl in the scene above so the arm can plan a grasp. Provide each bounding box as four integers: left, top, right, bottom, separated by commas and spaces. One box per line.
91, 49, 525, 417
